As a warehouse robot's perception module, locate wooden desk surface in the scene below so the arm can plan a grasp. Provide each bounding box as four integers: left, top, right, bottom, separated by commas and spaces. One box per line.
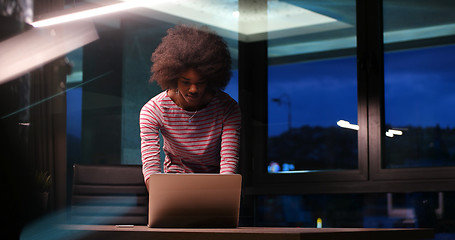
61, 225, 434, 240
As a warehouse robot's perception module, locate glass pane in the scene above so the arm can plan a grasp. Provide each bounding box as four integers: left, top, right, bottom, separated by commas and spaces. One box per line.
66, 48, 83, 165
383, 0, 455, 169
255, 191, 455, 239
59, 1, 240, 165
267, 0, 357, 173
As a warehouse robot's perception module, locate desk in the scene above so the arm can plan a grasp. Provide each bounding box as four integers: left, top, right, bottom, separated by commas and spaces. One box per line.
62, 225, 433, 240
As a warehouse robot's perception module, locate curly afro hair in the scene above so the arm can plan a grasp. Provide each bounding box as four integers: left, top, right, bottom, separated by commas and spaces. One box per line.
150, 25, 232, 90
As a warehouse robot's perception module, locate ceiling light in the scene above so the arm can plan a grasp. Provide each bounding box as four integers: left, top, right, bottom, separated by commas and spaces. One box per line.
0, 21, 98, 84
134, 0, 350, 42
31, 0, 145, 27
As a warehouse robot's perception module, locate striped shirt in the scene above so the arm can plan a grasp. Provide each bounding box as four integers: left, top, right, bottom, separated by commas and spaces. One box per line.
140, 90, 241, 182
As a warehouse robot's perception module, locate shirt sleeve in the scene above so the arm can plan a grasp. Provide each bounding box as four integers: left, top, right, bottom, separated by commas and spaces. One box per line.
140, 100, 162, 182
220, 99, 241, 174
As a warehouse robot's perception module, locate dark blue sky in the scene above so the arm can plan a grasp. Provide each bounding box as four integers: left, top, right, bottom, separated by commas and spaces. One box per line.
384, 45, 455, 129
225, 44, 455, 137
268, 56, 357, 136
68, 44, 454, 138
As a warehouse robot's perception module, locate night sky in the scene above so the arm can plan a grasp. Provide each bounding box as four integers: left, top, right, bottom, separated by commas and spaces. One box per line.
67, 45, 455, 138
384, 44, 455, 129
225, 44, 455, 137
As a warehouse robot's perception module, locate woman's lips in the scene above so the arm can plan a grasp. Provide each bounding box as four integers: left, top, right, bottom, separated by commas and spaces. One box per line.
186, 94, 199, 101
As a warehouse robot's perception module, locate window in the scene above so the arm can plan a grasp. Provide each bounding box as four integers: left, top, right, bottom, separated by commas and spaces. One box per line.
382, 0, 455, 169
66, 48, 83, 165
245, 0, 455, 191
5, 1, 455, 237
268, 57, 358, 173
245, 0, 367, 184
384, 45, 455, 169
61, 5, 240, 165
255, 191, 452, 232
367, 0, 455, 182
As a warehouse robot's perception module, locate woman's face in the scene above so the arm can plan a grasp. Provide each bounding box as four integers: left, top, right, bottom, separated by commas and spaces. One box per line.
176, 68, 209, 110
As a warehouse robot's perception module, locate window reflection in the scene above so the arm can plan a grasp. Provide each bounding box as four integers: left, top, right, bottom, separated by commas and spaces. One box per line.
267, 57, 358, 173
60, 1, 241, 165
256, 191, 452, 235
266, 0, 357, 174
383, 0, 455, 169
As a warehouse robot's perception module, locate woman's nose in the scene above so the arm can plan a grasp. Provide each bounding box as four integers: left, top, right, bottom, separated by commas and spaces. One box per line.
189, 84, 198, 93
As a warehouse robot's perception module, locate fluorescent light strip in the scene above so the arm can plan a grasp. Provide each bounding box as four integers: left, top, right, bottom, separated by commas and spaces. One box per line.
0, 21, 98, 85
387, 129, 403, 136
386, 129, 403, 138
31, 1, 143, 27
337, 120, 404, 138
337, 120, 359, 131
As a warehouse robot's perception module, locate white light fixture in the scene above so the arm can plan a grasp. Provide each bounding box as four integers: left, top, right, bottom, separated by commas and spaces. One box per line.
385, 129, 403, 138
337, 120, 359, 131
0, 21, 98, 85
31, 0, 148, 27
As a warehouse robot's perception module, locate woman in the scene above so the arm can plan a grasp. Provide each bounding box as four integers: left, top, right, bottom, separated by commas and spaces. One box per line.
140, 25, 241, 185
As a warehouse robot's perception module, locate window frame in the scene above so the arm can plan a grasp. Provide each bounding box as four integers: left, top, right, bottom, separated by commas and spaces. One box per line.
240, 0, 455, 195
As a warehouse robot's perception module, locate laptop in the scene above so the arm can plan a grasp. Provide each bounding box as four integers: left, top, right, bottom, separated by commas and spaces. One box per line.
147, 173, 242, 228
